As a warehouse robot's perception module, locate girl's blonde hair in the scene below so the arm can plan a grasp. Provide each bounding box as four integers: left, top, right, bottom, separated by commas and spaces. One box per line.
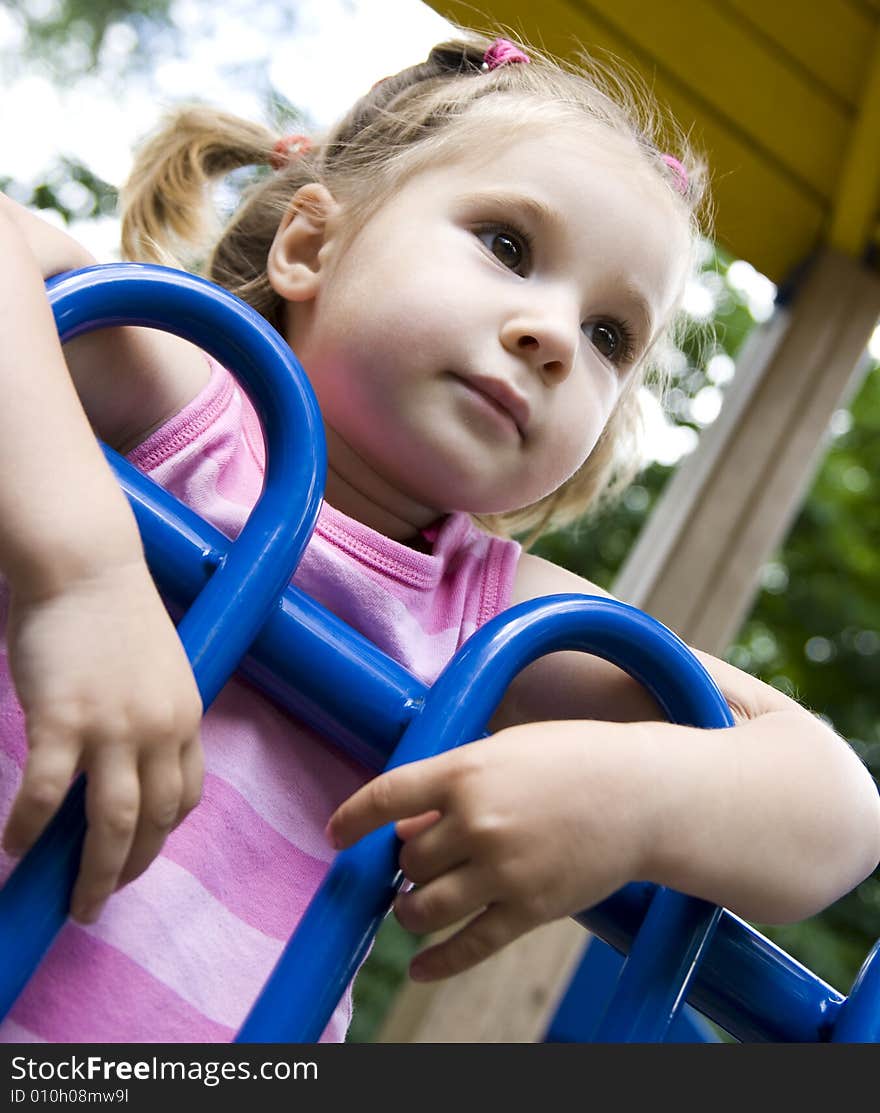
121, 28, 709, 544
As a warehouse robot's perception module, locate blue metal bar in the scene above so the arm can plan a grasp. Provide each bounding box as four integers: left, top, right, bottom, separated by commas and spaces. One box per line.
544, 937, 721, 1042
590, 890, 721, 1041
103, 449, 426, 771
830, 939, 880, 1042
0, 264, 326, 1019
0, 778, 87, 999
46, 263, 327, 706
576, 886, 844, 1041
236, 594, 735, 1042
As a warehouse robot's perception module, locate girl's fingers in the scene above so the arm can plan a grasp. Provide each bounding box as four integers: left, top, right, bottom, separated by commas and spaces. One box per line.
2, 729, 80, 855
117, 751, 183, 887
328, 755, 458, 848
408, 903, 530, 982
393, 863, 489, 935
397, 814, 468, 885
177, 734, 204, 824
118, 732, 204, 887
395, 809, 442, 842
71, 748, 140, 923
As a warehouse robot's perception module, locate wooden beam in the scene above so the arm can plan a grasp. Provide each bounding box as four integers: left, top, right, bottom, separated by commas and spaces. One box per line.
375, 249, 880, 1042
376, 919, 586, 1043
829, 28, 880, 257
614, 249, 880, 648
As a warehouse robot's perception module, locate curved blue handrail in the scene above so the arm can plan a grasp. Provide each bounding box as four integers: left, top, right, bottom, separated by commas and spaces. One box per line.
236, 594, 735, 1042
0, 263, 325, 1017
46, 263, 326, 701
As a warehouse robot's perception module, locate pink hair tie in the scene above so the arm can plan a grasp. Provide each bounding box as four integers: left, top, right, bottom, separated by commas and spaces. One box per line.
271, 134, 313, 171
661, 154, 689, 196
482, 38, 530, 71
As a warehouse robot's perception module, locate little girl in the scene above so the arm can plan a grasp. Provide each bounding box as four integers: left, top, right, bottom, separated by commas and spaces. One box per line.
1, 30, 878, 1042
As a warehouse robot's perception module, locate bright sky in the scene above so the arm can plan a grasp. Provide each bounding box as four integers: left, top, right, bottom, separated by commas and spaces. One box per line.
1, 0, 455, 255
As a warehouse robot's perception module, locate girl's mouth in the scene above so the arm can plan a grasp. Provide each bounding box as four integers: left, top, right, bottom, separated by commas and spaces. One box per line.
449, 373, 529, 439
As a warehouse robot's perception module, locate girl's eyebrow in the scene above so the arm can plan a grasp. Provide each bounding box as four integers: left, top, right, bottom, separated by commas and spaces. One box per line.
463, 190, 562, 230
615, 281, 656, 344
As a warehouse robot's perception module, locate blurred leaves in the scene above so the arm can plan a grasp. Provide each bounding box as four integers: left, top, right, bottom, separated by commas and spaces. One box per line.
1, 157, 117, 224
2, 0, 176, 78
13, 0, 172, 53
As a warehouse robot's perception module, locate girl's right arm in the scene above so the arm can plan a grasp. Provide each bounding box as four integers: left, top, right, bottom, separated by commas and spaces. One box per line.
0, 199, 206, 923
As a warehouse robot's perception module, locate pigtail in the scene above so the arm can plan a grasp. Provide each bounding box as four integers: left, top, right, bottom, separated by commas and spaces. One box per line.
120, 106, 321, 326
120, 107, 279, 270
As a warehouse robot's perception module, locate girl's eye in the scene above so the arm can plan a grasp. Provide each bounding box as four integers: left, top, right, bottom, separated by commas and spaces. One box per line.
477, 227, 530, 275
583, 320, 636, 366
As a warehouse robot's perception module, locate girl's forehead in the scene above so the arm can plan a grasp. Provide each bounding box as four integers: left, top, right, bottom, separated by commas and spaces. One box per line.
416, 122, 677, 221
414, 116, 657, 193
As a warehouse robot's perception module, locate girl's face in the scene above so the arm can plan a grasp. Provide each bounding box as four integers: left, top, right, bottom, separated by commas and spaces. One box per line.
277, 124, 689, 537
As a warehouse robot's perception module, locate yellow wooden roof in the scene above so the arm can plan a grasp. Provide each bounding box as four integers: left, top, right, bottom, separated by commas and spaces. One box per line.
429, 0, 880, 284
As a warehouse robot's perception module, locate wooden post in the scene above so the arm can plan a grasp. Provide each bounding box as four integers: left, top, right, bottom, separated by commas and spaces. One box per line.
614, 249, 880, 647
376, 249, 880, 1042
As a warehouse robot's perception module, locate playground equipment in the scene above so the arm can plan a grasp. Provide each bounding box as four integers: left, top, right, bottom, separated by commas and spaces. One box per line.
0, 264, 877, 1043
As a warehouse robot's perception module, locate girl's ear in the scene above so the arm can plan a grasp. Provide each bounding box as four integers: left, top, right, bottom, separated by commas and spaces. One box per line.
267, 183, 340, 302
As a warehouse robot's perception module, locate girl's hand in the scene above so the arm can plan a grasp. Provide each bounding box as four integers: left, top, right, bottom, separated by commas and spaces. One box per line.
2, 559, 204, 924
326, 722, 651, 981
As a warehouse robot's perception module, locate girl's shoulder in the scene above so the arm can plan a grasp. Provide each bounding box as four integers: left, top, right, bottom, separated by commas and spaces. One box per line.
126, 355, 236, 474
68, 328, 211, 455
508, 548, 611, 608
489, 551, 633, 730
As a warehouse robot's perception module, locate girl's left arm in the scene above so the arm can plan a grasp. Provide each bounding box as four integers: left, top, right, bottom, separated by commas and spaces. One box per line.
328, 551, 880, 981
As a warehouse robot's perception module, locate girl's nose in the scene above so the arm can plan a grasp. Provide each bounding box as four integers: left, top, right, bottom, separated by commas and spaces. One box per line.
500, 308, 577, 383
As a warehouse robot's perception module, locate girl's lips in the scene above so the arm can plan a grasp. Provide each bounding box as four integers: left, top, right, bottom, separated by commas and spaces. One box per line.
451, 373, 530, 438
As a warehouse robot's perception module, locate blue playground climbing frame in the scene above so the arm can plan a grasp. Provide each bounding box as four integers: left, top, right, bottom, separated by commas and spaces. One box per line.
0, 264, 877, 1043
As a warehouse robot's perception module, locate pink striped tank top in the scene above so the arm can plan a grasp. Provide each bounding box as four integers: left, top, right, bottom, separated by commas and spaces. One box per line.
0, 359, 520, 1043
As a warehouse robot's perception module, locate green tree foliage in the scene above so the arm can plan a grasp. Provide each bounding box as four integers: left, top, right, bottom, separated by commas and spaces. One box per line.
12, 0, 172, 54
2, 0, 175, 79
1, 159, 117, 226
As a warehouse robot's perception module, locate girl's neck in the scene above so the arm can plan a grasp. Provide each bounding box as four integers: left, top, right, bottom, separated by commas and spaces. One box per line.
322, 426, 441, 544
